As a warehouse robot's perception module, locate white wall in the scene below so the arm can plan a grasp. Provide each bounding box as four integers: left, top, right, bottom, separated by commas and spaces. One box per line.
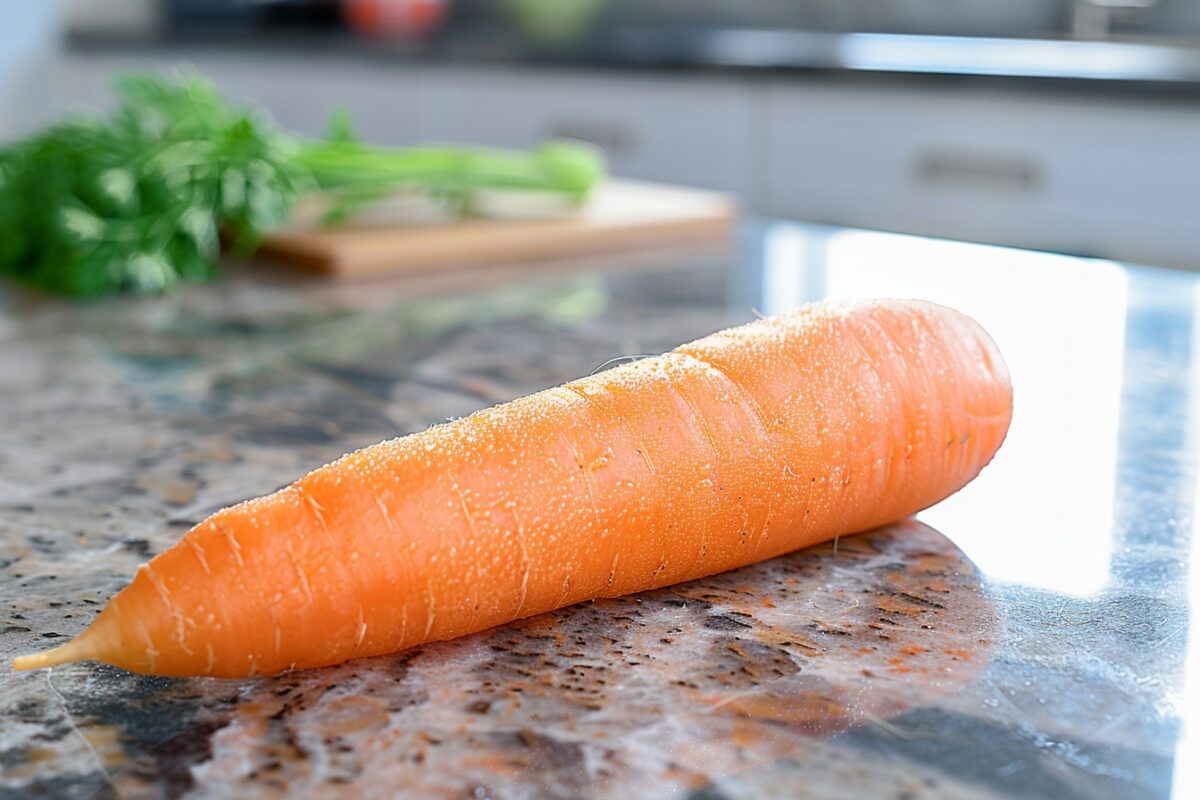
0, 0, 64, 138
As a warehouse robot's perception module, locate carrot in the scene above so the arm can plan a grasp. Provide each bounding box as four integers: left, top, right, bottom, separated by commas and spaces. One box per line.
13, 298, 1011, 677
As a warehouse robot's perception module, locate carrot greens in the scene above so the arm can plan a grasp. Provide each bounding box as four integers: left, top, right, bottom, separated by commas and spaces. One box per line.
0, 72, 603, 297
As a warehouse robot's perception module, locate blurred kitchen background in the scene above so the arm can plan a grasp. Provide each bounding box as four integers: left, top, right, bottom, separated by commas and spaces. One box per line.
1, 0, 1198, 269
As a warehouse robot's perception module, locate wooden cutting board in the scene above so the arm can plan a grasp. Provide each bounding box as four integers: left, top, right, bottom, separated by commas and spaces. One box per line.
257, 180, 735, 277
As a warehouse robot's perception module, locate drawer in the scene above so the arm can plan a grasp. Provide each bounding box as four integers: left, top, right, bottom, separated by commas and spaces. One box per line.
420, 67, 761, 196
198, 56, 423, 145
765, 84, 1200, 268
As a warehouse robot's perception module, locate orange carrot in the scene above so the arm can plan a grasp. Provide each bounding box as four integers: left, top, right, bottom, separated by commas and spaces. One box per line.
14, 298, 1011, 677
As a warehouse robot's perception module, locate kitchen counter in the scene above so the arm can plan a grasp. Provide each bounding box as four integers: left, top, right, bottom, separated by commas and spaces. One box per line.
0, 223, 1195, 799
66, 28, 1200, 97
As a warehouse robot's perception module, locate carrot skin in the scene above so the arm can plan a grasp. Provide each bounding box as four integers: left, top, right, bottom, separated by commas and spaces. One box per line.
14, 298, 1012, 677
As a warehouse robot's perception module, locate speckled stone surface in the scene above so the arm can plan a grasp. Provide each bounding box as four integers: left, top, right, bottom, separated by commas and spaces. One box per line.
1, 232, 1194, 799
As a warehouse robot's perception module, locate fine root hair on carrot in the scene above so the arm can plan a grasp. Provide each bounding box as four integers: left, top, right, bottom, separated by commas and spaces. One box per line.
12, 298, 1013, 678
590, 354, 654, 375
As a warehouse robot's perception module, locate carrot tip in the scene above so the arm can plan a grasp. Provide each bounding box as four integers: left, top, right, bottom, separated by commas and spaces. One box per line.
12, 639, 88, 672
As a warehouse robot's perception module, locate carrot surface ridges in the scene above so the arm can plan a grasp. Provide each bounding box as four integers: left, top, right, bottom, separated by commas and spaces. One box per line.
14, 298, 1012, 677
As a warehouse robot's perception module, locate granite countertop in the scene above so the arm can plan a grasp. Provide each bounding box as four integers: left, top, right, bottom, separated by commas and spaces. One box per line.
0, 223, 1195, 799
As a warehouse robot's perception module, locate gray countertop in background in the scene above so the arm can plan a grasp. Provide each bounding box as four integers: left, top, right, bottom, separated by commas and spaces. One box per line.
0, 222, 1196, 799
66, 28, 1200, 95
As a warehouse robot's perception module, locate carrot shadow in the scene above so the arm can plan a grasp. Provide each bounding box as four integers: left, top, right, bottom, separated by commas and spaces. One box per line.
171, 519, 998, 797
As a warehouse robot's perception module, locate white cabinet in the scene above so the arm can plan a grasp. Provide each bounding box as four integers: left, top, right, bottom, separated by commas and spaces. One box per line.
418, 67, 762, 196
764, 84, 1200, 269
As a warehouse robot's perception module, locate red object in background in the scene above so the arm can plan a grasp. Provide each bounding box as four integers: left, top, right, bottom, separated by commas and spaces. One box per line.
342, 0, 449, 38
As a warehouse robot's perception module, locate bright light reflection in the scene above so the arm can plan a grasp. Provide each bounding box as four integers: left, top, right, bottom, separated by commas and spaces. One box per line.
761, 224, 811, 316
761, 226, 1128, 596
838, 33, 1199, 82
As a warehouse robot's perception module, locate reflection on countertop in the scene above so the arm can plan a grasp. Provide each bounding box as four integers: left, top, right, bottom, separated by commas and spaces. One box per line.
754, 224, 1131, 596
585, 28, 1200, 85
0, 223, 1196, 798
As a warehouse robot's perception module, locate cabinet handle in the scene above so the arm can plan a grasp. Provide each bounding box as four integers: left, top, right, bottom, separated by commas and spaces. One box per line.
546, 120, 634, 154
914, 150, 1042, 193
